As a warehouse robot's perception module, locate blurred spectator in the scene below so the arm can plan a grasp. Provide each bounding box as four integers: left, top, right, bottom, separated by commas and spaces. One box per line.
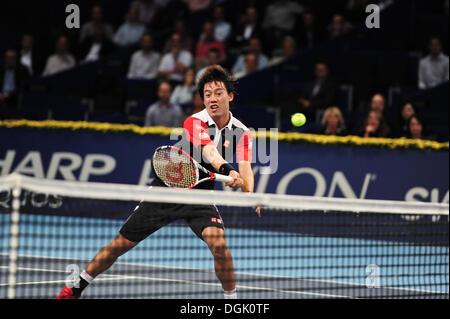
183, 91, 205, 120
313, 106, 347, 136
369, 93, 386, 114
158, 33, 193, 84
127, 33, 161, 79
170, 68, 196, 104
327, 14, 352, 39
42, 36, 76, 76
269, 36, 296, 65
296, 10, 323, 49
0, 50, 30, 107
355, 110, 391, 138
131, 0, 163, 25
233, 52, 258, 79
18, 33, 43, 76
163, 19, 193, 53
297, 61, 337, 122
79, 5, 115, 43
183, 0, 211, 13
346, 0, 369, 25
195, 21, 226, 69
145, 81, 183, 127
231, 37, 268, 74
231, 6, 262, 50
367, 93, 393, 128
195, 48, 220, 84
113, 6, 146, 47
404, 114, 431, 140
212, 6, 232, 42
262, 0, 303, 48
418, 37, 449, 89
78, 25, 115, 63
394, 101, 417, 137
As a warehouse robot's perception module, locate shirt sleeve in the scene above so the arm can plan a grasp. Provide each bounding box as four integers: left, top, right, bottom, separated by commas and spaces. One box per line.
236, 130, 253, 162
183, 116, 214, 148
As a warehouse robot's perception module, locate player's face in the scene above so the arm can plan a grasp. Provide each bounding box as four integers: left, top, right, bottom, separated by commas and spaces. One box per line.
203, 81, 233, 119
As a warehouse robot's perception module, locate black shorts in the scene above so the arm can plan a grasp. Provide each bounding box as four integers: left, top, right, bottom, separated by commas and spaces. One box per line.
119, 200, 225, 243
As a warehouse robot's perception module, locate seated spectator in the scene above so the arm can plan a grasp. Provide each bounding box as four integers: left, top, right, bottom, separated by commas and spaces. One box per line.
18, 33, 44, 76
269, 36, 296, 65
183, 0, 211, 13
394, 101, 417, 137
0, 49, 30, 108
314, 106, 347, 136
297, 61, 336, 122
79, 5, 115, 43
296, 10, 323, 49
404, 114, 432, 140
113, 6, 146, 47
170, 68, 196, 105
195, 48, 220, 84
163, 19, 193, 53
418, 37, 449, 89
231, 37, 268, 74
231, 6, 262, 51
212, 6, 232, 42
42, 35, 76, 76
262, 0, 304, 48
78, 25, 115, 63
354, 110, 391, 138
145, 81, 183, 127
195, 21, 226, 69
367, 93, 393, 128
131, 0, 162, 25
127, 33, 161, 79
327, 14, 352, 39
233, 53, 258, 79
158, 33, 193, 84
184, 91, 205, 120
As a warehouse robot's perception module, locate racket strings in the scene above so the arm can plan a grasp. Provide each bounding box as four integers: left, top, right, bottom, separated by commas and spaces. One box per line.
153, 148, 197, 188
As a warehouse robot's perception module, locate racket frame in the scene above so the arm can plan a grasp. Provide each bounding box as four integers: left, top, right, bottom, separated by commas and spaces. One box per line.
152, 145, 233, 189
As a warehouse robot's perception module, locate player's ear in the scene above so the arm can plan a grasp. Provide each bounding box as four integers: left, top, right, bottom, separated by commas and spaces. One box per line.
228, 92, 234, 102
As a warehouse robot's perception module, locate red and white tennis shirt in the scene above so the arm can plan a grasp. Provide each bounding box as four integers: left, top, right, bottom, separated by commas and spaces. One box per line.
181, 109, 253, 189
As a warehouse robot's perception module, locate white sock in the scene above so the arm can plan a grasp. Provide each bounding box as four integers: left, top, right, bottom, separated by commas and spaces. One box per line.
80, 270, 94, 283
223, 289, 237, 299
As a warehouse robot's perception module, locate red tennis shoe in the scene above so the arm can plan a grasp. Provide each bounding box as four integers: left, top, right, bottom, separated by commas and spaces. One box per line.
55, 286, 79, 299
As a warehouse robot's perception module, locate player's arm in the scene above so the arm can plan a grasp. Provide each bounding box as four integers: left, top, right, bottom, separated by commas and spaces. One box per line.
184, 117, 243, 188
238, 161, 254, 193
202, 144, 243, 188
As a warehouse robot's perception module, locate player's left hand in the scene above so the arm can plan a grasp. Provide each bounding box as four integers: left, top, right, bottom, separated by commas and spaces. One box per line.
225, 170, 244, 188
255, 205, 261, 218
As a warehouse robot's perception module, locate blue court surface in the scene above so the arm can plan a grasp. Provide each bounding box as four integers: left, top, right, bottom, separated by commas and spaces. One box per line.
0, 214, 448, 299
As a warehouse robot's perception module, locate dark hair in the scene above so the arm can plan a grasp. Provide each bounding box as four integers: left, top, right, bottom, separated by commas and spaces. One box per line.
405, 114, 424, 138
197, 65, 236, 100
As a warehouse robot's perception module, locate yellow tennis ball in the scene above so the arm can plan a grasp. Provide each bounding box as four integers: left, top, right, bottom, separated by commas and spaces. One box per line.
291, 113, 306, 127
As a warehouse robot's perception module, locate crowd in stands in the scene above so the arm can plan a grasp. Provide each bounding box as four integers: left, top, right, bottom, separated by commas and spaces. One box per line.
0, 0, 449, 141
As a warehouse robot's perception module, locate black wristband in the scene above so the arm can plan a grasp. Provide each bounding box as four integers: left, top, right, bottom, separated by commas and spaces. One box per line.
219, 163, 235, 175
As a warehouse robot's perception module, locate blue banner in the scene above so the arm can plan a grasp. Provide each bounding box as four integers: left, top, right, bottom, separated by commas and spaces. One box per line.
1, 127, 448, 204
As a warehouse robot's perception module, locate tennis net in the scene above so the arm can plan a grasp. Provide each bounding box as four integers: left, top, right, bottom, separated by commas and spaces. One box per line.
0, 174, 448, 299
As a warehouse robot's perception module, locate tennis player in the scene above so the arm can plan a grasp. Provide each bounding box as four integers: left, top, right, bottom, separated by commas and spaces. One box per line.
56, 65, 259, 299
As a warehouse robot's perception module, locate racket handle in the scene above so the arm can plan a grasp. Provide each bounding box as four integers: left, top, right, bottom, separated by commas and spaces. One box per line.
214, 174, 234, 183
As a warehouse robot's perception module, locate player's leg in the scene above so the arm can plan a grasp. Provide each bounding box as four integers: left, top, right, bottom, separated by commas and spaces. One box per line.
55, 233, 138, 299
56, 201, 172, 299
84, 233, 138, 278
202, 226, 236, 297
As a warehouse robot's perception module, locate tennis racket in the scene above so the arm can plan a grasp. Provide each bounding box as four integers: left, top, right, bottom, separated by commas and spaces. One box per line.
151, 145, 234, 189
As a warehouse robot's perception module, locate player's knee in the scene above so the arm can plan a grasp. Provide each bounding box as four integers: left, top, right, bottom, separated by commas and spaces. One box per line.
106, 235, 136, 258
209, 240, 229, 259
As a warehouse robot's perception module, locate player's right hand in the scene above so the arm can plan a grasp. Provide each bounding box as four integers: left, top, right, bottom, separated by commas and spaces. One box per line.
225, 170, 244, 189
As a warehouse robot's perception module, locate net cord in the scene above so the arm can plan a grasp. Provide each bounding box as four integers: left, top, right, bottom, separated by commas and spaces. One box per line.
0, 173, 448, 216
